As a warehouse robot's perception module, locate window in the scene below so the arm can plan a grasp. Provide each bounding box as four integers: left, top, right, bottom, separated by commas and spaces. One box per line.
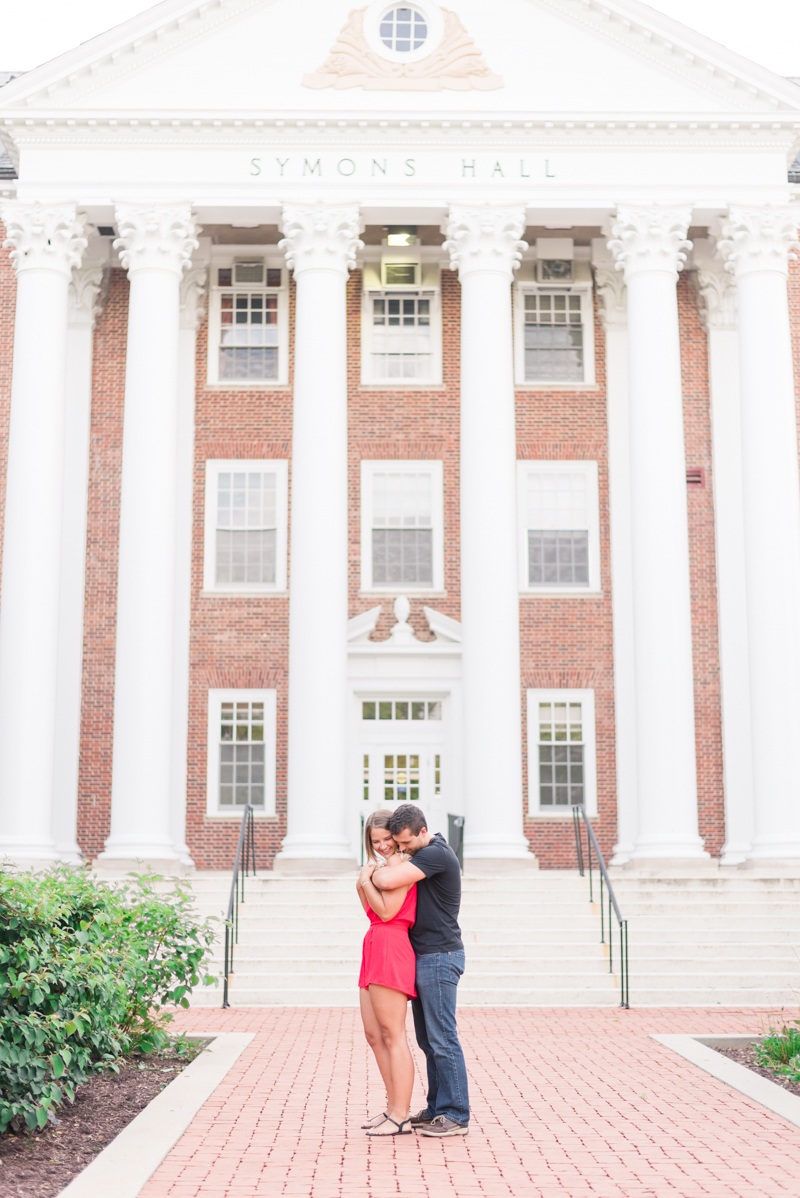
517, 461, 600, 593
204, 460, 288, 593
380, 7, 427, 51
514, 285, 595, 386
362, 699, 442, 720
206, 689, 277, 817
360, 460, 444, 592
207, 260, 288, 385
527, 689, 597, 816
362, 288, 440, 384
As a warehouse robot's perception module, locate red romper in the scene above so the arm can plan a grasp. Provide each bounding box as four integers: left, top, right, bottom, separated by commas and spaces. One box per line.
358, 884, 417, 998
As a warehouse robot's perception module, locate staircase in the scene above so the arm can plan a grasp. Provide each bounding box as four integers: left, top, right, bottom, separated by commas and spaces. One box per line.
185, 867, 800, 1008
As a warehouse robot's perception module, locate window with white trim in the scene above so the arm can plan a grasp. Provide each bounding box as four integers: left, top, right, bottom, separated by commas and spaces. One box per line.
206, 689, 277, 817
203, 460, 288, 593
514, 285, 595, 386
361, 287, 441, 385
527, 689, 597, 816
360, 460, 444, 592
517, 461, 600, 593
207, 260, 289, 386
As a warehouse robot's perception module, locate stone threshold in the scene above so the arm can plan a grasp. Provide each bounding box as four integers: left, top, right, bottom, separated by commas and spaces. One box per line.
652, 1033, 800, 1130
58, 1031, 254, 1198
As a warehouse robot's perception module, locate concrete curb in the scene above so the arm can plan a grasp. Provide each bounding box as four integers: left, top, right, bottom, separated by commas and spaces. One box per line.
652, 1033, 800, 1129
58, 1031, 255, 1198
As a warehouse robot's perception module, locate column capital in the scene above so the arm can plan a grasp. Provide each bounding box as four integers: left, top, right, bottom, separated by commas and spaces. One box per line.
69, 243, 110, 329
113, 203, 199, 276
1, 201, 87, 277
717, 205, 800, 279
279, 202, 362, 276
608, 205, 692, 280
179, 264, 208, 331
692, 240, 737, 333
443, 204, 526, 279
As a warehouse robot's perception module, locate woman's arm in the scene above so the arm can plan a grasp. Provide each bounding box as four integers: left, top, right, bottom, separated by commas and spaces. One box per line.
361, 870, 412, 921
355, 874, 369, 914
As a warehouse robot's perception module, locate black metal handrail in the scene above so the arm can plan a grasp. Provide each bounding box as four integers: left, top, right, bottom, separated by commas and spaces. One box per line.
572, 804, 629, 1008
221, 804, 257, 1009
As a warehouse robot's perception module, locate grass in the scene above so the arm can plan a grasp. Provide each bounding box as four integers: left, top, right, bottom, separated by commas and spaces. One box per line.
755, 1022, 800, 1085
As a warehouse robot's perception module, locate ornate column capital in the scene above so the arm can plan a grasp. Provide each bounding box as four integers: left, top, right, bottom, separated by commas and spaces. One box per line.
279, 203, 362, 276
179, 264, 208, 331
113, 203, 199, 276
608, 205, 692, 280
1, 201, 87, 277
716, 205, 800, 279
692, 240, 737, 332
443, 204, 527, 279
69, 242, 110, 329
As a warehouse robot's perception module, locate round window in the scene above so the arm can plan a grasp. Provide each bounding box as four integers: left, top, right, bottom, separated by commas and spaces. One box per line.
379, 7, 428, 53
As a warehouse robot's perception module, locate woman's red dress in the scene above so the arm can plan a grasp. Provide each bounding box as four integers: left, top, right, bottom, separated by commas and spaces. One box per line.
358, 884, 417, 998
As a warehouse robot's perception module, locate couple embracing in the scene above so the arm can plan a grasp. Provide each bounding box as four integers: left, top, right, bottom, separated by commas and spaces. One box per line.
356, 803, 469, 1138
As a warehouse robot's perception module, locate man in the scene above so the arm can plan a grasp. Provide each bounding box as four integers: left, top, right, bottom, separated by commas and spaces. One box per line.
370, 803, 469, 1137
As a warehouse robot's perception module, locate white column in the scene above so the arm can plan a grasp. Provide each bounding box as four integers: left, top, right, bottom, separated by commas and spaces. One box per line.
99, 204, 198, 866
609, 206, 707, 861
718, 206, 800, 861
274, 203, 361, 867
169, 257, 208, 867
592, 241, 637, 865
445, 204, 532, 863
0, 202, 87, 864
693, 241, 754, 865
51, 240, 109, 863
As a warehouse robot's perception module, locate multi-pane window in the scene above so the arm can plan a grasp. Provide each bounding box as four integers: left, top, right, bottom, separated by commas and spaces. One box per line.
524, 292, 583, 381
362, 699, 442, 720
371, 295, 431, 379
384, 754, 420, 802
215, 265, 282, 383
371, 471, 433, 586
215, 471, 277, 585
537, 701, 584, 808
219, 701, 265, 808
527, 472, 588, 587
380, 7, 427, 51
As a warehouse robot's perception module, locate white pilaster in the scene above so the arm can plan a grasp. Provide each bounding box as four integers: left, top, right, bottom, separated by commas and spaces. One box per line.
51, 239, 109, 863
444, 204, 532, 861
100, 203, 198, 865
717, 206, 800, 861
0, 202, 87, 864
693, 241, 754, 866
275, 203, 362, 866
609, 206, 707, 861
592, 241, 637, 865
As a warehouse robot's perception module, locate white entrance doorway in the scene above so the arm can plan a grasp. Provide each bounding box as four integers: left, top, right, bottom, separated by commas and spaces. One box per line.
359, 697, 445, 831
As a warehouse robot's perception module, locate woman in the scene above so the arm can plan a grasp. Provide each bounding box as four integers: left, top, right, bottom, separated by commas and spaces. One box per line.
356, 809, 417, 1136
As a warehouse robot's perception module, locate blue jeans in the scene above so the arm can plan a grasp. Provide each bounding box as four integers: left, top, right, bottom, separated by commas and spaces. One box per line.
411, 950, 469, 1126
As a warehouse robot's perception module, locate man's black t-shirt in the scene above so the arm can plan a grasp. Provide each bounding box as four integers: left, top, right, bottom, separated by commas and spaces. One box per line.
408, 832, 463, 956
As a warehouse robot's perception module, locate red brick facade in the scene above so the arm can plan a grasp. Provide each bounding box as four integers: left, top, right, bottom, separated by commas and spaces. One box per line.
1, 246, 798, 868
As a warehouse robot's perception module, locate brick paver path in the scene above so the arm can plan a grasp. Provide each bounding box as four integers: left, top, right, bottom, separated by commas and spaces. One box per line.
141, 1006, 800, 1198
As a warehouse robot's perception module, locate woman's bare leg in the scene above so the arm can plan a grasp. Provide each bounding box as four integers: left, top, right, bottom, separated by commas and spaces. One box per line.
359, 988, 392, 1121
368, 984, 414, 1124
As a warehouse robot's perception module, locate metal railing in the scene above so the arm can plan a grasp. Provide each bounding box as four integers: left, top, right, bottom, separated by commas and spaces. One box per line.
572, 804, 629, 1008
447, 814, 464, 872
221, 804, 257, 1009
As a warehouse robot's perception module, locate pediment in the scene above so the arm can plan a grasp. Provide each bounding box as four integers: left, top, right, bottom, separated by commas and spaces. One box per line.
1, 0, 799, 117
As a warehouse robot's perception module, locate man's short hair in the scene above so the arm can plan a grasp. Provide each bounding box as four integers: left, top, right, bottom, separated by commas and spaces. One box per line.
390, 804, 428, 837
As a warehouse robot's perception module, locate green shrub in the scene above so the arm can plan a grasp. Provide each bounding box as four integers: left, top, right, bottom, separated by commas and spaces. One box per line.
0, 868, 217, 1133
755, 1023, 800, 1084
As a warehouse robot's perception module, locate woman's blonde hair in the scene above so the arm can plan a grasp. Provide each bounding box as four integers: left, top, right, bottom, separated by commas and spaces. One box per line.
364, 808, 395, 863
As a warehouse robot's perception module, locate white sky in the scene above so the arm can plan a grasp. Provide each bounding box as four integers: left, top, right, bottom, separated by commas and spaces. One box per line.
2, 0, 800, 77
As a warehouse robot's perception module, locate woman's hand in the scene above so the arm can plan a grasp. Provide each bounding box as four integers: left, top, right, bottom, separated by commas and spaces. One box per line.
358, 861, 377, 888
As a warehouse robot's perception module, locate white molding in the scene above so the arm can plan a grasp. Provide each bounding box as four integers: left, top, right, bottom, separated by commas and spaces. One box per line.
516, 460, 601, 594
203, 459, 288, 594
359, 459, 444, 594
526, 688, 598, 818
206, 688, 277, 819
423, 606, 462, 643
347, 605, 382, 642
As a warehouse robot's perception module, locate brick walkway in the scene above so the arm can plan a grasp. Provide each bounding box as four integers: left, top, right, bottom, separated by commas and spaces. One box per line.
141, 1006, 800, 1198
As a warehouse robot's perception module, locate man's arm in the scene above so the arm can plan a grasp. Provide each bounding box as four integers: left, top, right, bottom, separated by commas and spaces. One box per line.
371, 860, 426, 890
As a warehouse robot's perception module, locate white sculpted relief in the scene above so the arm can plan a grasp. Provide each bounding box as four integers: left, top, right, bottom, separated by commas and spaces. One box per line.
302, 7, 503, 92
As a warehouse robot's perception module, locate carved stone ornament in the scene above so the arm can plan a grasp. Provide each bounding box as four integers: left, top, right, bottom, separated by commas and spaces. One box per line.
716, 205, 800, 279
1, 201, 88, 277
69, 261, 107, 328
279, 204, 363, 276
302, 6, 503, 92
113, 203, 199, 276
593, 266, 627, 329
180, 265, 209, 332
608, 205, 693, 279
692, 240, 737, 332
444, 205, 527, 279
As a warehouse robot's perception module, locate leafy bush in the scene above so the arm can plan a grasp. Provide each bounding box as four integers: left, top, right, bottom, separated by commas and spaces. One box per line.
755, 1023, 800, 1084
0, 868, 217, 1133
